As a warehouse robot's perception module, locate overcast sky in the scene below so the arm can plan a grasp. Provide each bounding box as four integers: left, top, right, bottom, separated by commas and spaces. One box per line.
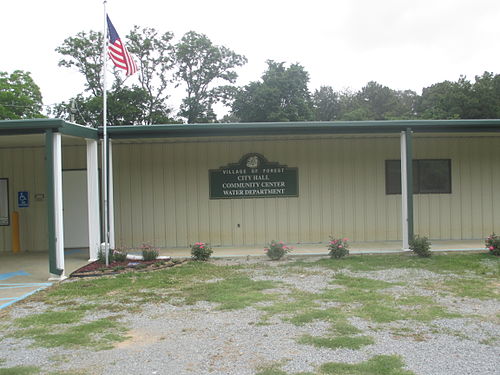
2, 0, 500, 116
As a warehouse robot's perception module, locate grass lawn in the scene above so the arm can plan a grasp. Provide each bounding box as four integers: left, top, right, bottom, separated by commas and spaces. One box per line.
0, 252, 498, 375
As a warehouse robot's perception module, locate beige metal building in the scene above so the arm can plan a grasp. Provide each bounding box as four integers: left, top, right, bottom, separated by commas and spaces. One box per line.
1, 119, 499, 278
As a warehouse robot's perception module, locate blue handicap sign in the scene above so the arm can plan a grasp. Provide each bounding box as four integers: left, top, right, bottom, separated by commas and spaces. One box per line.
18, 191, 29, 208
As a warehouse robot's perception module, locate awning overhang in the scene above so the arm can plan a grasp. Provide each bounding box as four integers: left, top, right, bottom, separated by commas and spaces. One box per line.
100, 119, 500, 140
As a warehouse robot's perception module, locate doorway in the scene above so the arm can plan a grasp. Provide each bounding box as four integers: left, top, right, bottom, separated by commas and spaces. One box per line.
62, 170, 89, 248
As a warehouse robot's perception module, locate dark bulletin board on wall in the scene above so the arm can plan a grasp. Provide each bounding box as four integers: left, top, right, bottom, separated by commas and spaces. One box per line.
0, 178, 9, 226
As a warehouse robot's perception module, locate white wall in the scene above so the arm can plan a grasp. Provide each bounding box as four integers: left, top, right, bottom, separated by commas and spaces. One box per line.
112, 134, 500, 248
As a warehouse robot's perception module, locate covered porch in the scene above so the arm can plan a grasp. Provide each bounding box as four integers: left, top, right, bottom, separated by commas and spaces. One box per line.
0, 119, 101, 280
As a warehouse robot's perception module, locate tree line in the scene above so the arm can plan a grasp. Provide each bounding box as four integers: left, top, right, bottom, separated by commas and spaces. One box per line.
1, 25, 500, 124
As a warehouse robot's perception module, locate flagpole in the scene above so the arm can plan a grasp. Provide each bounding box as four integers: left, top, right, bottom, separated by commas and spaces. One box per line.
102, 0, 110, 266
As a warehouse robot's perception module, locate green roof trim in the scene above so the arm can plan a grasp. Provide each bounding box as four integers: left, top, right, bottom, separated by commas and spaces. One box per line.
0, 118, 65, 135
59, 122, 99, 140
2, 119, 500, 140
101, 119, 500, 139
0, 119, 98, 139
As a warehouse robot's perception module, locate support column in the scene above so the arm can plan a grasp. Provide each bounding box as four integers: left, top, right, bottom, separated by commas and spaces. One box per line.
108, 140, 115, 249
400, 129, 414, 250
45, 130, 65, 279
86, 139, 101, 261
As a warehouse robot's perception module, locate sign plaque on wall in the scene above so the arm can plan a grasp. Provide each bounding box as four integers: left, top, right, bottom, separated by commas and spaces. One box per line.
209, 153, 298, 199
17, 191, 29, 208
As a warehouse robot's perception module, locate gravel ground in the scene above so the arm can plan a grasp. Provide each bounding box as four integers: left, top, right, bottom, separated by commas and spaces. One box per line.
0, 257, 499, 375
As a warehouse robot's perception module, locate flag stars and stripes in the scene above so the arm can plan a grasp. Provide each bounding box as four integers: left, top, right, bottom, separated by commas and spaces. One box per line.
106, 15, 138, 76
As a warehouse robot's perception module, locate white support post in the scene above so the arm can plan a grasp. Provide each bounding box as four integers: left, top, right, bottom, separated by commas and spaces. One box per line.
401, 131, 409, 250
86, 139, 101, 261
108, 140, 115, 250
50, 132, 66, 280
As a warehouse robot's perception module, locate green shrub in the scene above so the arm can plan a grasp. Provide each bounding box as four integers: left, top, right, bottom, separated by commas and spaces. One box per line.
191, 242, 213, 261
328, 236, 350, 258
140, 243, 159, 261
485, 233, 500, 256
409, 235, 432, 257
265, 240, 293, 260
113, 250, 128, 262
97, 247, 114, 264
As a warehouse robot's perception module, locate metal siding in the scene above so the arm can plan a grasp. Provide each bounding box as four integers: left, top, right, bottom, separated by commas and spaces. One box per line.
449, 140, 462, 239
460, 140, 473, 239
342, 140, 355, 240
469, 140, 483, 237
163, 144, 177, 247
32, 148, 47, 250
111, 135, 500, 248
493, 141, 500, 231
116, 144, 132, 248
141, 146, 154, 245
62, 145, 86, 170
479, 139, 494, 235
298, 141, 311, 242
365, 140, 378, 241
319, 139, 332, 240
131, 144, 144, 246
331, 139, 343, 238
411, 137, 500, 240
151, 145, 164, 246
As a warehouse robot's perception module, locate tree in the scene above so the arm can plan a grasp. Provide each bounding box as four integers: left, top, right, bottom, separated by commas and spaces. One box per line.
418, 73, 500, 119
55, 27, 177, 125
175, 31, 247, 123
340, 81, 417, 121
417, 77, 473, 119
313, 86, 339, 121
335, 89, 359, 120
469, 72, 500, 119
126, 26, 176, 124
232, 61, 313, 122
51, 85, 177, 126
56, 31, 104, 97
0, 70, 44, 120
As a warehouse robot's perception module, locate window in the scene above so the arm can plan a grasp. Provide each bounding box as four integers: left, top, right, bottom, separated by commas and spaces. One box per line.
385, 159, 451, 195
0, 178, 9, 226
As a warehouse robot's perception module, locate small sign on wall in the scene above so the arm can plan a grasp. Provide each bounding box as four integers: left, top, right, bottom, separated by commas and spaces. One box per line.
18, 191, 29, 208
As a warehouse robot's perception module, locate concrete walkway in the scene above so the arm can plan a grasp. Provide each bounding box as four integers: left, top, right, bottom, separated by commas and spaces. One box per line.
162, 239, 485, 258
0, 249, 89, 310
0, 240, 486, 310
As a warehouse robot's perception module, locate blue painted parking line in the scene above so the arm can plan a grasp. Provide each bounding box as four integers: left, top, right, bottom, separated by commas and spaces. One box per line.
0, 283, 52, 289
0, 282, 52, 310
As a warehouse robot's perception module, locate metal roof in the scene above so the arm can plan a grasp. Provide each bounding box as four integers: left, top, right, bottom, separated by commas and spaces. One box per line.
0, 119, 98, 139
101, 119, 500, 139
2, 118, 500, 142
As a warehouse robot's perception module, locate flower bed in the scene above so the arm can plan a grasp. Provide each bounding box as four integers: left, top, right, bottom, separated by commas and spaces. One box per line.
70, 258, 185, 278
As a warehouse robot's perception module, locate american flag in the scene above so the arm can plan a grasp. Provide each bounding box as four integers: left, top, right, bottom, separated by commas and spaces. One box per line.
106, 15, 138, 76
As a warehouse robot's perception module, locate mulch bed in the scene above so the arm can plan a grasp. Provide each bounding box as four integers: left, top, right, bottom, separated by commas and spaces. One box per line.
70, 258, 186, 278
